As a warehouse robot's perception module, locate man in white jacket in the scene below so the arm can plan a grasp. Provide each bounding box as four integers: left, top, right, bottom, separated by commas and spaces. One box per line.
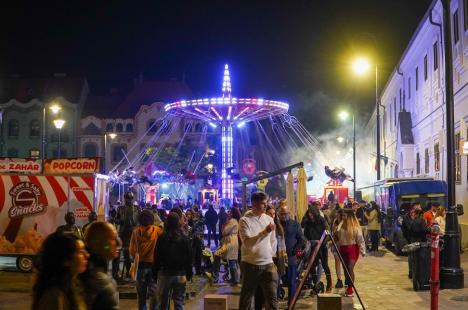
239, 192, 278, 310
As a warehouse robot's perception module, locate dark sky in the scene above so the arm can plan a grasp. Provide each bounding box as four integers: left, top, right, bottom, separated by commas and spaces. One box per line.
1, 0, 433, 132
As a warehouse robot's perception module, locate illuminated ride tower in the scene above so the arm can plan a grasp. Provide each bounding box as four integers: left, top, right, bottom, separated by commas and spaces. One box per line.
164, 65, 289, 201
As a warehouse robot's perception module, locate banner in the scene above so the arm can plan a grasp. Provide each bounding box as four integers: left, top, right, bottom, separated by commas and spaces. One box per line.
44, 158, 100, 175
0, 158, 42, 174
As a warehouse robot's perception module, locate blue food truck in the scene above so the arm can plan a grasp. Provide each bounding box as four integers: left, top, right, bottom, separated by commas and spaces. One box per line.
359, 178, 447, 255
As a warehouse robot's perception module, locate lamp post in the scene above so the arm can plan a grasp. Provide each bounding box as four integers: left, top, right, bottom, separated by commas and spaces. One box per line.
352, 57, 380, 180
42, 103, 62, 159
104, 133, 117, 173
53, 119, 65, 159
339, 110, 356, 199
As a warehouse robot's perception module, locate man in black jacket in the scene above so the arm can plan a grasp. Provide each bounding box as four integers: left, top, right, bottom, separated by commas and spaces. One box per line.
205, 205, 219, 247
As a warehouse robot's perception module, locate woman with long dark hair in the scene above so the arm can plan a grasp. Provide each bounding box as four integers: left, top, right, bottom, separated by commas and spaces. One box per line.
33, 232, 89, 310
302, 205, 332, 293
153, 212, 193, 310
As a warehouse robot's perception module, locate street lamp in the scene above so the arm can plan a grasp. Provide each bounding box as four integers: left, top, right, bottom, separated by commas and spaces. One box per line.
351, 57, 380, 180
42, 102, 62, 159
337, 136, 345, 143
103, 133, 117, 173
339, 110, 356, 199
53, 119, 65, 158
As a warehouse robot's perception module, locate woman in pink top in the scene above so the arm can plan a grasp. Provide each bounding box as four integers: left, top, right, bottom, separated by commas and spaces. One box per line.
334, 209, 366, 297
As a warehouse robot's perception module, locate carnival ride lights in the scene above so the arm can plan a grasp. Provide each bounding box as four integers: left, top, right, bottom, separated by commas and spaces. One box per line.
164, 64, 289, 200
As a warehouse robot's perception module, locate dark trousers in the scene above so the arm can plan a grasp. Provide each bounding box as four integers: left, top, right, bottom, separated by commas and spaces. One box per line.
239, 262, 278, 310
192, 236, 203, 274
369, 230, 380, 251
286, 264, 297, 305
207, 225, 217, 246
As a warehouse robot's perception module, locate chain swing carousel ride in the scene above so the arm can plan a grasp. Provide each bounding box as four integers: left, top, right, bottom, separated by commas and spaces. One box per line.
107, 64, 346, 208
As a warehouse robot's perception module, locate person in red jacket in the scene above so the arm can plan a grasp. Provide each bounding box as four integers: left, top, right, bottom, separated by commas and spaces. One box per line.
423, 203, 439, 226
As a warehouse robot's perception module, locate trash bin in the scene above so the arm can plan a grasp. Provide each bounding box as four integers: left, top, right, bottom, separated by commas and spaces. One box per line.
402, 242, 431, 291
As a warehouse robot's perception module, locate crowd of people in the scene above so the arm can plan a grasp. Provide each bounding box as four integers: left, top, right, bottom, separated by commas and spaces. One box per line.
32, 190, 386, 310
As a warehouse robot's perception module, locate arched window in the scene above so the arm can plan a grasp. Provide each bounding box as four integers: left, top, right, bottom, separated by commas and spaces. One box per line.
126, 123, 133, 132
7, 148, 18, 157
105, 123, 114, 132
8, 120, 19, 137
112, 144, 127, 163
194, 123, 202, 133
116, 123, 123, 132
30, 119, 40, 137
83, 143, 98, 157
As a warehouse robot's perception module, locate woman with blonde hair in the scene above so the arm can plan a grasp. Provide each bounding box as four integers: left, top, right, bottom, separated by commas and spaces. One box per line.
334, 209, 365, 297
434, 206, 446, 236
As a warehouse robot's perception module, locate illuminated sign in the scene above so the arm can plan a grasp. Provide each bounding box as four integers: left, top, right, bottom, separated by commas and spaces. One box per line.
0, 158, 42, 174
44, 158, 100, 175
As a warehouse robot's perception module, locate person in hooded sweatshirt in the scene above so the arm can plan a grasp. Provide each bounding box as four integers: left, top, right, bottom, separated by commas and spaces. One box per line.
130, 209, 164, 310
239, 192, 278, 310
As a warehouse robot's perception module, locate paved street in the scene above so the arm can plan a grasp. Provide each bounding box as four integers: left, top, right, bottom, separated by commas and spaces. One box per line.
2, 248, 468, 310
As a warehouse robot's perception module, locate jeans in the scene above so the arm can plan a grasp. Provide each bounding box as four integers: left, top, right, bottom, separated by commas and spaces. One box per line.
286, 264, 297, 305
192, 236, 203, 274
136, 265, 154, 310
369, 230, 380, 251
207, 225, 217, 246
212, 257, 239, 284
155, 273, 186, 310
239, 262, 278, 310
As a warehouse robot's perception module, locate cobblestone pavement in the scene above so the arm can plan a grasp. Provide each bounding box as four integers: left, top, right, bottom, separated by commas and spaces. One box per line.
1, 248, 468, 309
187, 248, 468, 310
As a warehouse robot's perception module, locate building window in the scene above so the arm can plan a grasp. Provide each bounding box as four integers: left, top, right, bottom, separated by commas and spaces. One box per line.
389, 103, 392, 130
147, 119, 158, 135
105, 123, 114, 132
116, 123, 123, 132
125, 123, 133, 132
454, 9, 460, 44
415, 66, 419, 91
52, 148, 67, 158
8, 119, 19, 137
83, 143, 98, 157
425, 148, 429, 174
7, 148, 18, 157
433, 41, 439, 70
434, 142, 440, 172
455, 133, 461, 183
424, 55, 428, 81
416, 152, 421, 175
408, 77, 411, 99
29, 119, 40, 137
112, 144, 127, 163
393, 98, 397, 126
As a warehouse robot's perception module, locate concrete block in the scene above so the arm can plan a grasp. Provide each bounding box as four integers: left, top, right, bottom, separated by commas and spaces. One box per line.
317, 293, 342, 310
204, 294, 228, 310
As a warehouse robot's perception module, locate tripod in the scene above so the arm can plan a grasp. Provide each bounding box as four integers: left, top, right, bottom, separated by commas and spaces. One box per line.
288, 230, 366, 310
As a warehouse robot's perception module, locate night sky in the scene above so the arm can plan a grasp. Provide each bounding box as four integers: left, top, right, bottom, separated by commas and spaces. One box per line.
2, 0, 432, 133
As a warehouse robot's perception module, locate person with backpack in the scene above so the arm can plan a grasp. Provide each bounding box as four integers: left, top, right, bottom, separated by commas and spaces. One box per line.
365, 202, 381, 253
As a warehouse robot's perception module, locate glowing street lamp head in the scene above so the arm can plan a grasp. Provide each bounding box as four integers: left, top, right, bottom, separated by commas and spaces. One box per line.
108, 133, 117, 139
49, 104, 62, 114
337, 136, 345, 143
338, 111, 350, 121
352, 57, 371, 76
53, 119, 65, 129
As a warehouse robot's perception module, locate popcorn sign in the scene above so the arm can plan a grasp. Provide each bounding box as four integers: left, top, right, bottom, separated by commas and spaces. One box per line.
44, 158, 100, 175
